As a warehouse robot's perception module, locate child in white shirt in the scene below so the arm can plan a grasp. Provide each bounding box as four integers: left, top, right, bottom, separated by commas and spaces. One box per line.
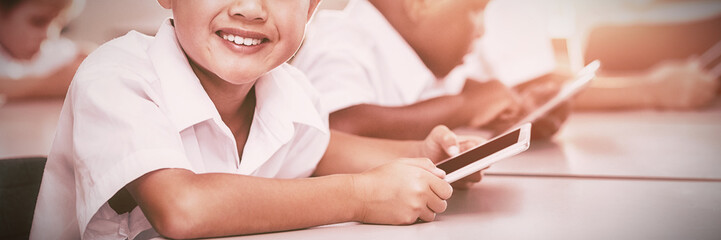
0, 0, 86, 100
31, 1, 483, 239
293, 0, 569, 140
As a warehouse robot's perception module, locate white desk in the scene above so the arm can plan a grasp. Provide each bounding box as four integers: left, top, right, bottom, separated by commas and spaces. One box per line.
488, 99, 721, 181
3, 98, 721, 239
0, 99, 64, 159
217, 176, 721, 240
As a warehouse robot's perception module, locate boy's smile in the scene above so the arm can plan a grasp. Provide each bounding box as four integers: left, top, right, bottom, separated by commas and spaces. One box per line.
217, 28, 269, 54
158, 0, 319, 88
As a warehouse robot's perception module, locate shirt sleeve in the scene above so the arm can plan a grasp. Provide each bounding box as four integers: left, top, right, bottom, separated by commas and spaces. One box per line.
68, 66, 193, 234
293, 43, 379, 113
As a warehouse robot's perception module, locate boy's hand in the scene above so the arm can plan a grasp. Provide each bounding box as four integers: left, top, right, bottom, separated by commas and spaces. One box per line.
460, 80, 517, 128
418, 125, 487, 189
419, 125, 485, 162
646, 58, 719, 109
352, 158, 452, 224
484, 74, 570, 139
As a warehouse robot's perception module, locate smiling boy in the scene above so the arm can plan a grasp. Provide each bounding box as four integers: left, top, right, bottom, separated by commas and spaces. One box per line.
30, 1, 483, 239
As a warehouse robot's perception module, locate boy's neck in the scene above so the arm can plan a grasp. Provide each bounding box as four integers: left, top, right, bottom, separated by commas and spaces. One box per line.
369, 0, 442, 79
189, 58, 257, 125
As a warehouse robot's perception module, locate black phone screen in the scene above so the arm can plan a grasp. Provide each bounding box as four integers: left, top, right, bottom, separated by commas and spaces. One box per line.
436, 129, 520, 173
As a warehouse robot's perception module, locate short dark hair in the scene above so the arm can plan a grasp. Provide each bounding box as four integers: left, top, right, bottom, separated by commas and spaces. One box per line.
0, 0, 24, 11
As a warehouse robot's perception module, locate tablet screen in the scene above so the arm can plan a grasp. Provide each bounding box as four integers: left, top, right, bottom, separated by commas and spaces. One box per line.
511, 60, 600, 129
436, 128, 520, 174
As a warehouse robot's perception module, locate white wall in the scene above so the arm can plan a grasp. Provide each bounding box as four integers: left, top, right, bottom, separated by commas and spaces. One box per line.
62, 0, 171, 45
62, 0, 349, 46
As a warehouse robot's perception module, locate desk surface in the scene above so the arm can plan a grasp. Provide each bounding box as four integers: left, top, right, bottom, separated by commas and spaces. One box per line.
216, 176, 721, 240
3, 99, 721, 239
0, 99, 64, 159
488, 99, 721, 180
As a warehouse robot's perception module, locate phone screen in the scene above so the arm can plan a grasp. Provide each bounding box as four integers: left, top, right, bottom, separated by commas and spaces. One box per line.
436, 129, 521, 173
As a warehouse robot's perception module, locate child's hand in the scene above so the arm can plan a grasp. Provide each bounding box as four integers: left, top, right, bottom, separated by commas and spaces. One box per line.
419, 125, 488, 189
460, 80, 517, 128
484, 74, 570, 139
352, 158, 452, 224
419, 125, 485, 162
646, 58, 719, 109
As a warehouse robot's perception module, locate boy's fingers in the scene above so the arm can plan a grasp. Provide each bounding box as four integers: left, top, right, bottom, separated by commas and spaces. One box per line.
426, 198, 448, 213
404, 158, 445, 178
458, 135, 486, 150
417, 208, 436, 222
427, 174, 453, 200
464, 171, 482, 183
430, 125, 460, 156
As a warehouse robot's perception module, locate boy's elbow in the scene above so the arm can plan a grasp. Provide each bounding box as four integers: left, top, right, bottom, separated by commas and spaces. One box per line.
145, 189, 204, 239
153, 217, 194, 240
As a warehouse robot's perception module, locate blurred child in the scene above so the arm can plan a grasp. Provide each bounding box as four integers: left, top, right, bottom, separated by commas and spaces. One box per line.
0, 0, 86, 101
31, 0, 484, 239
292, 0, 567, 140
575, 16, 721, 110
575, 57, 719, 110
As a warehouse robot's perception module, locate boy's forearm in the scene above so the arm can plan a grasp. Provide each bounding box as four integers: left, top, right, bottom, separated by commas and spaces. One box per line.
574, 75, 654, 110
329, 95, 466, 140
127, 168, 360, 239
0, 65, 75, 100
314, 130, 422, 176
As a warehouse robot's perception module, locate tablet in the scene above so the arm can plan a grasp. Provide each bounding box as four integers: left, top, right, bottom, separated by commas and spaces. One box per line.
510, 60, 601, 130
436, 123, 531, 183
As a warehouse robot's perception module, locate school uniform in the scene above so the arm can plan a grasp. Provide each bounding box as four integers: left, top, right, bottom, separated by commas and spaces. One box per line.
291, 0, 471, 113
30, 19, 329, 240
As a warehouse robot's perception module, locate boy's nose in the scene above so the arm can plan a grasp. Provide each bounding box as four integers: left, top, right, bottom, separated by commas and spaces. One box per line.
229, 0, 268, 22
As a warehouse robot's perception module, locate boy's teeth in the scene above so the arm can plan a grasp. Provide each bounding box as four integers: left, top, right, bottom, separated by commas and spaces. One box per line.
223, 33, 262, 46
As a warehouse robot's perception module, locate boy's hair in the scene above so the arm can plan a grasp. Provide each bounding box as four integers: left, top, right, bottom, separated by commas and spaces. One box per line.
0, 0, 69, 13
0, 0, 23, 11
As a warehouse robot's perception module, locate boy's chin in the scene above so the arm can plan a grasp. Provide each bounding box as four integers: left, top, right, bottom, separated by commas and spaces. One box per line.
220, 72, 264, 85
9, 49, 39, 61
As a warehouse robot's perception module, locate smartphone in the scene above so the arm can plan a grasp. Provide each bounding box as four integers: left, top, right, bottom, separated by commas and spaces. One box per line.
436, 123, 532, 183
509, 60, 600, 130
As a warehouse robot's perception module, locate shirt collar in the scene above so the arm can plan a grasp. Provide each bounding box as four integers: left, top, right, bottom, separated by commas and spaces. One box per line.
147, 19, 219, 132
348, 0, 437, 103
240, 64, 329, 174
254, 64, 328, 137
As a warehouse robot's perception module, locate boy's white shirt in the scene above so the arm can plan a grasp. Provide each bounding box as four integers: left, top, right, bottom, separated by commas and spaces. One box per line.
292, 0, 470, 113
30, 19, 330, 240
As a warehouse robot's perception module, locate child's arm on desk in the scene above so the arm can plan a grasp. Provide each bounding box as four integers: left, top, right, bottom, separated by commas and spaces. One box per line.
0, 53, 85, 100
330, 79, 515, 140
125, 126, 480, 239
126, 153, 449, 238
574, 59, 718, 110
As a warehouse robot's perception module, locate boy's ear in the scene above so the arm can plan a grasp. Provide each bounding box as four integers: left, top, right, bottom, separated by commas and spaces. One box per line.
403, 0, 429, 23
307, 0, 321, 22
157, 0, 171, 9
